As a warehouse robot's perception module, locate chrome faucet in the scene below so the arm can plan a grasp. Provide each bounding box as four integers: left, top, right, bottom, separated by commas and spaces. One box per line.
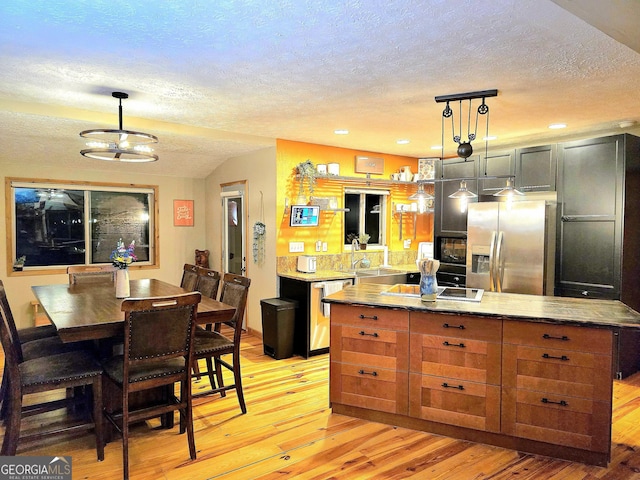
350, 238, 361, 270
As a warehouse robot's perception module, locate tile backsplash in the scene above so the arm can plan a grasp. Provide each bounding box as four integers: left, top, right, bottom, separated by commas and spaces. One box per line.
277, 250, 418, 273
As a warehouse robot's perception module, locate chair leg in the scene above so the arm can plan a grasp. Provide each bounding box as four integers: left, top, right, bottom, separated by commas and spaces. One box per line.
122, 392, 130, 480
213, 357, 226, 397
184, 381, 196, 460
192, 360, 201, 381
206, 357, 222, 396
0, 366, 8, 421
92, 377, 105, 461
1, 390, 22, 455
232, 352, 247, 414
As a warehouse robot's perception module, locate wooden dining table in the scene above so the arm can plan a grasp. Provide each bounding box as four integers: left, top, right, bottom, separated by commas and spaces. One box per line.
32, 278, 236, 343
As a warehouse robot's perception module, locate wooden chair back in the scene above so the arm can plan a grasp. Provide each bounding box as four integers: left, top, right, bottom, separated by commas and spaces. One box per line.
0, 282, 23, 380
196, 267, 221, 300
68, 265, 116, 284
180, 264, 199, 291
219, 273, 251, 340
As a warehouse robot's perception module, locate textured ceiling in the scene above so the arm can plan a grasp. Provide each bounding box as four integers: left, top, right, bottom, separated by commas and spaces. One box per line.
1, 0, 639, 178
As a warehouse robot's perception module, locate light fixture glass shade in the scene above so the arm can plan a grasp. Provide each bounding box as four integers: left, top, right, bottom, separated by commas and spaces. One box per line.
408, 183, 434, 201
80, 92, 158, 163
448, 180, 477, 199
493, 178, 524, 197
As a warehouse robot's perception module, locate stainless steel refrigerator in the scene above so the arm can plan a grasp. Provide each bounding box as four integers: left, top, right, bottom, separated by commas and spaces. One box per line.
466, 200, 556, 295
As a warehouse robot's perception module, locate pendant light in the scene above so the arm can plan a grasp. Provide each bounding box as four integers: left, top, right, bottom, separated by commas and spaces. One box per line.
493, 177, 524, 198
80, 92, 158, 162
408, 182, 434, 213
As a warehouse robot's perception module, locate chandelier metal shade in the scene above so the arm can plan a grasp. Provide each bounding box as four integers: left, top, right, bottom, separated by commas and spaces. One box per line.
80, 92, 158, 163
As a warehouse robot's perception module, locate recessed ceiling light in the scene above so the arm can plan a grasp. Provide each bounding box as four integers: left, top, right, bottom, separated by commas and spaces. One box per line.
483, 136, 497, 141
396, 139, 410, 145
334, 129, 349, 135
430, 145, 442, 150
548, 123, 567, 129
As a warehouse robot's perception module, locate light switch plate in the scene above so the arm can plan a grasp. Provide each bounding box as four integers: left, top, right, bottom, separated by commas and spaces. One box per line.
404, 239, 412, 249
322, 242, 328, 252
289, 241, 304, 253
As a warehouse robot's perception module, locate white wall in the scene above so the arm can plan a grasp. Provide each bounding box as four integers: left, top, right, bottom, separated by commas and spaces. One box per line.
0, 161, 206, 328
204, 147, 278, 335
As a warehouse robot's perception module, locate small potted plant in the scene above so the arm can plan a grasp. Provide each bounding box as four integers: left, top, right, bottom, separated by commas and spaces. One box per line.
295, 159, 317, 203
358, 233, 370, 250
13, 255, 26, 271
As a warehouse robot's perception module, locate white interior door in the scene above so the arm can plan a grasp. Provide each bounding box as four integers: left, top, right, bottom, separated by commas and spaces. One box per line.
221, 187, 246, 275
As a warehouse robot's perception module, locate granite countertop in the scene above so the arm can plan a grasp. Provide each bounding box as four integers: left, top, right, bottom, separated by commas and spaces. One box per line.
278, 263, 419, 282
322, 283, 640, 329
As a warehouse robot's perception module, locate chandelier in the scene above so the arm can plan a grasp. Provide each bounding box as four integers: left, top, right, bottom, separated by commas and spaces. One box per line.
80, 92, 158, 162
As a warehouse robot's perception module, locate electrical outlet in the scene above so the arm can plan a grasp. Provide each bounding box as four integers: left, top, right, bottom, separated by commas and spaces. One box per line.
404, 239, 412, 249
322, 242, 328, 252
289, 241, 304, 253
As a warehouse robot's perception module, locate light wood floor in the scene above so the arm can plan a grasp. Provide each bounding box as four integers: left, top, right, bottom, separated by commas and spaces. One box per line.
5, 330, 640, 479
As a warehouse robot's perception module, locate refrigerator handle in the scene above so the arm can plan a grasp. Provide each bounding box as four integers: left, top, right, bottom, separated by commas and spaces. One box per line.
488, 231, 497, 292
495, 231, 504, 292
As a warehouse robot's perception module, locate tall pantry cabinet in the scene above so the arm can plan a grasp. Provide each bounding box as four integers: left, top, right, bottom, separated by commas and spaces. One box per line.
556, 133, 640, 378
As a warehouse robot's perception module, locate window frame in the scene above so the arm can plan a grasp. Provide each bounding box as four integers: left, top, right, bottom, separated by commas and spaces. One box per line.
343, 187, 388, 248
6, 177, 159, 276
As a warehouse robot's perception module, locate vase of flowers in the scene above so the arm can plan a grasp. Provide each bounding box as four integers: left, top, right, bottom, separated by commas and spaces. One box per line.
111, 239, 137, 298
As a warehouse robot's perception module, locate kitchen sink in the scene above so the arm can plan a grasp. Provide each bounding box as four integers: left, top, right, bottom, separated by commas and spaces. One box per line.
346, 268, 408, 285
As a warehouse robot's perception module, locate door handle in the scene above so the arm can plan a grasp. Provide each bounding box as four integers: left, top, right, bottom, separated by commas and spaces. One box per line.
488, 231, 497, 292
495, 231, 504, 292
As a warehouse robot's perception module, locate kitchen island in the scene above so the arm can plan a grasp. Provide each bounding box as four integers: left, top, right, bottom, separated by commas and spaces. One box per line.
323, 284, 640, 466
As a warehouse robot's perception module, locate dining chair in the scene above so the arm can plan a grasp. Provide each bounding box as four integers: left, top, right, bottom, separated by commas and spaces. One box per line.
180, 264, 199, 291
0, 281, 94, 419
0, 282, 104, 459
102, 292, 200, 480
193, 273, 250, 414
195, 267, 221, 300
68, 264, 117, 284
191, 268, 221, 379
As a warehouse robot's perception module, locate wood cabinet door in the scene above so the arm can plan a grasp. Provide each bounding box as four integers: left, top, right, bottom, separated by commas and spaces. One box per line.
478, 149, 515, 195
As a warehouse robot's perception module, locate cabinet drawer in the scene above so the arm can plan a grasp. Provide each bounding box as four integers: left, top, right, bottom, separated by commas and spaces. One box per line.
331, 325, 409, 370
410, 332, 502, 384
330, 362, 408, 415
502, 344, 612, 402
411, 312, 502, 343
503, 321, 613, 356
502, 387, 611, 453
331, 304, 409, 331
409, 373, 500, 432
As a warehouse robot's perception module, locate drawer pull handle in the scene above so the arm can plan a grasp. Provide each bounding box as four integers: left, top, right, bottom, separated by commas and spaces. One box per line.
358, 369, 378, 377
443, 341, 466, 348
359, 331, 379, 338
442, 323, 465, 330
542, 334, 569, 341
359, 314, 378, 320
442, 382, 464, 390
542, 398, 568, 407
542, 353, 569, 361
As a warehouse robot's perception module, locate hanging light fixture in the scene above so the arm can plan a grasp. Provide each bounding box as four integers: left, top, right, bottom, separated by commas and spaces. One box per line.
408, 182, 434, 213
435, 89, 498, 206
493, 177, 524, 198
80, 92, 158, 162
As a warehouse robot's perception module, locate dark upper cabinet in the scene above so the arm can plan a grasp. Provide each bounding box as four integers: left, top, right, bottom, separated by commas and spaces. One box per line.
434, 157, 477, 236
477, 150, 515, 195
555, 134, 640, 303
515, 144, 557, 192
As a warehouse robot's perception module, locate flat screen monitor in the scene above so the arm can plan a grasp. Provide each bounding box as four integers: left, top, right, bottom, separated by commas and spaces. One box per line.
290, 205, 320, 227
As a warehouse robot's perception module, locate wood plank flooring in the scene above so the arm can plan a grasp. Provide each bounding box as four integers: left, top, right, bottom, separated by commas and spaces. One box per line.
5, 330, 640, 479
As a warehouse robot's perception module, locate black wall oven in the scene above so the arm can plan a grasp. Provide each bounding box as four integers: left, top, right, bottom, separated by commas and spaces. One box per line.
435, 236, 467, 287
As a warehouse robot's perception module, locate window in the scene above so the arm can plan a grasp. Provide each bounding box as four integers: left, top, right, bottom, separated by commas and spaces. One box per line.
7, 178, 157, 274
343, 188, 388, 246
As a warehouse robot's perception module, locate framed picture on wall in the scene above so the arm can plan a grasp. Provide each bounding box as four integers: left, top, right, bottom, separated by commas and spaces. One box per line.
174, 199, 194, 226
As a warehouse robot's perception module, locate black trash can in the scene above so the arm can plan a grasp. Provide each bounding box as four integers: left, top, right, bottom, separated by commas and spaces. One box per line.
260, 298, 297, 360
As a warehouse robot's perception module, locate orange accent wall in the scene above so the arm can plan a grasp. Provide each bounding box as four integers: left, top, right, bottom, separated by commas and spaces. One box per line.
276, 139, 434, 256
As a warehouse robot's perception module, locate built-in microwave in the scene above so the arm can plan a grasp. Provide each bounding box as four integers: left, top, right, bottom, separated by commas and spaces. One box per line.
436, 237, 467, 265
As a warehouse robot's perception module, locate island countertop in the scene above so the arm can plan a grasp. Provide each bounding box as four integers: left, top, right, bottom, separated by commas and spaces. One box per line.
322, 283, 640, 330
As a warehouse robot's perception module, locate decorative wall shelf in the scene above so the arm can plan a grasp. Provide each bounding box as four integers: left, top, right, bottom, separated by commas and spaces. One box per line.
314, 173, 435, 187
